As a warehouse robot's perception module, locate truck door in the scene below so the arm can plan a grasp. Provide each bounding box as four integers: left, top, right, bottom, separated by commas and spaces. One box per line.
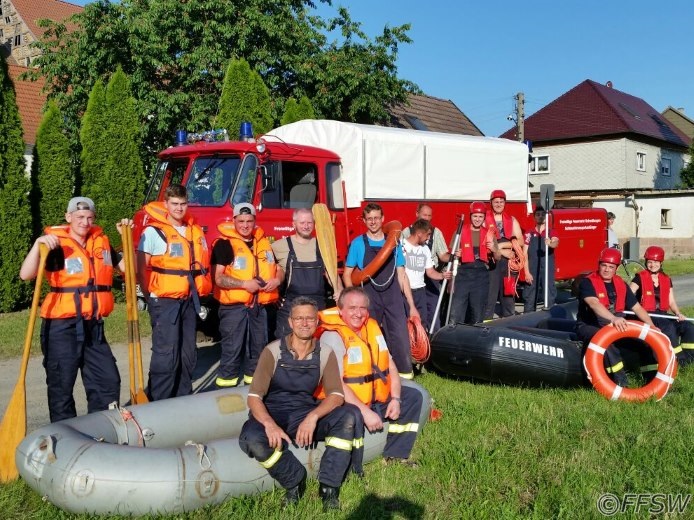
257, 160, 319, 242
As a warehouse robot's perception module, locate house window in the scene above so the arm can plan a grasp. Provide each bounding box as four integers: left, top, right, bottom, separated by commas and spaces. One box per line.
661, 209, 672, 228
529, 155, 550, 174
13, 34, 19, 46
661, 157, 671, 176
636, 152, 646, 172
5, 17, 10, 24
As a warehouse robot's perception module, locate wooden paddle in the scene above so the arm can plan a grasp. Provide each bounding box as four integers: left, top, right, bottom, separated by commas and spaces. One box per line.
0, 243, 48, 482
123, 226, 148, 404
122, 226, 137, 403
312, 203, 339, 293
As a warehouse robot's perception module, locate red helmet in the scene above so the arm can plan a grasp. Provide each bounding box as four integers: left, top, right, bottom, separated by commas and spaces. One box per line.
644, 246, 665, 262
470, 201, 486, 215
489, 189, 506, 201
599, 248, 622, 266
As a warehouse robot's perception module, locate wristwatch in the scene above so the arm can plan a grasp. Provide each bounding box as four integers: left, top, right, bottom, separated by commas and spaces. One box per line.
391, 396, 402, 403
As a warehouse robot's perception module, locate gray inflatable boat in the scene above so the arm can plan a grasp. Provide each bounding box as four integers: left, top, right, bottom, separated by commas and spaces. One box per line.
16, 381, 431, 515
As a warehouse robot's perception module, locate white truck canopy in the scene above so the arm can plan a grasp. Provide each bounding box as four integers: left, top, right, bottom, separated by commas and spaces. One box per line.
267, 119, 530, 208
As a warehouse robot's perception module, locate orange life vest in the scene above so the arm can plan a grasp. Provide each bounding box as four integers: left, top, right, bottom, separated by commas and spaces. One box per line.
213, 222, 278, 306
587, 271, 626, 313
143, 201, 212, 299
637, 270, 671, 312
40, 225, 114, 319
317, 308, 391, 405
460, 223, 493, 263
485, 211, 515, 239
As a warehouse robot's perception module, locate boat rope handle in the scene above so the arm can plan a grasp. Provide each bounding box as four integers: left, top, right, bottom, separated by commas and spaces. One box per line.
185, 440, 211, 470
113, 405, 145, 447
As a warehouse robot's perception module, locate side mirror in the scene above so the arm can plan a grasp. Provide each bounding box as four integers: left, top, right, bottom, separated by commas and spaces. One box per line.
260, 165, 275, 191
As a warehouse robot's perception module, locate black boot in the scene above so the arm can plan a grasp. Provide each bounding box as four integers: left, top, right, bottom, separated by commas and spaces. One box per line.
282, 474, 306, 507
319, 484, 340, 511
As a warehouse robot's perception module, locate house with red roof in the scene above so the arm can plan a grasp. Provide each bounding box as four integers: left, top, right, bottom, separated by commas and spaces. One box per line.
0, 0, 82, 67
501, 79, 694, 257
1, 0, 82, 173
7, 62, 46, 173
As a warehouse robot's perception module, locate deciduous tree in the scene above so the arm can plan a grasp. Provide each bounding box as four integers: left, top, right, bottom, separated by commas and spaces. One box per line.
29, 0, 416, 163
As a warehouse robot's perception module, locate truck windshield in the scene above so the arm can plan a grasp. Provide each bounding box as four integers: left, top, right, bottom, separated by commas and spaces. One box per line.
186, 156, 241, 207
145, 159, 189, 203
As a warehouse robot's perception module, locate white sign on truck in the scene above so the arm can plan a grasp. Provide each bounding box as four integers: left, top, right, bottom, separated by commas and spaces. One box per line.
267, 119, 530, 208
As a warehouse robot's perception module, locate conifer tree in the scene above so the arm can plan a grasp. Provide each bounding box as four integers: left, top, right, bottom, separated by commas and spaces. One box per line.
96, 67, 146, 247
79, 80, 108, 195
280, 98, 300, 126
0, 57, 31, 311
217, 58, 274, 137
31, 101, 73, 236
281, 95, 316, 125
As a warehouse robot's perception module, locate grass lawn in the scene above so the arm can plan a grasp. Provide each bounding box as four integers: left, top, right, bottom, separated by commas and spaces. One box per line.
1, 368, 693, 519
1, 260, 693, 517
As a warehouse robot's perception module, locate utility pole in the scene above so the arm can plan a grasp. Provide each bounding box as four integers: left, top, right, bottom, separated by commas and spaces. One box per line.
515, 92, 525, 142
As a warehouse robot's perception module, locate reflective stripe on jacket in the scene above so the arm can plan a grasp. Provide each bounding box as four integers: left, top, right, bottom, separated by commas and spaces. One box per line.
40, 225, 114, 319
144, 201, 211, 300
213, 222, 278, 306
318, 308, 391, 405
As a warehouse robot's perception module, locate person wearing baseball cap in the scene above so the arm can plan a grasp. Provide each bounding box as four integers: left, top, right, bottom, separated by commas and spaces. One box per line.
211, 201, 281, 388
449, 201, 500, 325
484, 189, 523, 319
19, 196, 132, 422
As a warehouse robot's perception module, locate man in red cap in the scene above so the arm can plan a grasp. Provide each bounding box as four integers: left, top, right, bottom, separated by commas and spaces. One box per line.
575, 248, 653, 385
449, 202, 500, 325
484, 189, 523, 319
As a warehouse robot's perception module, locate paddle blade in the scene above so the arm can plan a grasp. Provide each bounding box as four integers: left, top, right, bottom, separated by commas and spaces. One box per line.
0, 243, 48, 482
312, 203, 339, 291
0, 383, 26, 482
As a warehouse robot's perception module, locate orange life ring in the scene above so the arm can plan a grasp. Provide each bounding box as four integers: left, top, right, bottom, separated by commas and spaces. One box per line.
351, 220, 402, 286
584, 321, 677, 402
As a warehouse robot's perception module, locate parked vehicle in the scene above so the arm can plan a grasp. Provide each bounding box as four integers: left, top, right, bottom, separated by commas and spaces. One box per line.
133, 120, 608, 307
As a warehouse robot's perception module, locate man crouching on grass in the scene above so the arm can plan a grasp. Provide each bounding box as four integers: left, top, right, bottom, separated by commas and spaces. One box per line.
238, 297, 357, 511
318, 287, 423, 467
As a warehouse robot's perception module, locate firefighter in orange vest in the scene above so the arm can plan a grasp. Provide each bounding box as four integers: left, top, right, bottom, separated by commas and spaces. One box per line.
629, 246, 693, 367
318, 287, 423, 465
484, 189, 524, 319
449, 201, 500, 325
211, 203, 281, 387
137, 184, 212, 401
575, 248, 654, 385
20, 197, 129, 423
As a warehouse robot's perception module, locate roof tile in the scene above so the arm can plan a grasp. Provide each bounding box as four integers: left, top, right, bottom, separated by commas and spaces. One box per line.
10, 0, 82, 39
388, 93, 484, 136
500, 79, 690, 148
7, 63, 46, 145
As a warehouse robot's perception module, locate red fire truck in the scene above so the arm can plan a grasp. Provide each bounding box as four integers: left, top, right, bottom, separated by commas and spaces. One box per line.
134, 120, 607, 298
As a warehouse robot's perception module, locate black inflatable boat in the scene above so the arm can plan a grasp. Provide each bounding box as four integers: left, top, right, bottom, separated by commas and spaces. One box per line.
430, 302, 585, 388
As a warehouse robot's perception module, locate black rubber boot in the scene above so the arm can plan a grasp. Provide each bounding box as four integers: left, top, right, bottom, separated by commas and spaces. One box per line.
319, 484, 340, 511
282, 474, 306, 507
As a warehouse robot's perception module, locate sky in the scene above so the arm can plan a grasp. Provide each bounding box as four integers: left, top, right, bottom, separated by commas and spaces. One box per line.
69, 0, 694, 137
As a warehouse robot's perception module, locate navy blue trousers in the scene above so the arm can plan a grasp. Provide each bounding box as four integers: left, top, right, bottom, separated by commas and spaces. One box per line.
40, 317, 120, 423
